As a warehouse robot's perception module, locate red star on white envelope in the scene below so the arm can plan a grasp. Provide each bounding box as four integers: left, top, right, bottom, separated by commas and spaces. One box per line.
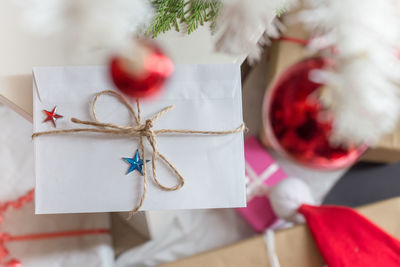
43, 106, 63, 128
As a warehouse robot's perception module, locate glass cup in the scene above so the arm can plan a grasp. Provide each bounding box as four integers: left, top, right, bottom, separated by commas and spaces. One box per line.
262, 57, 367, 170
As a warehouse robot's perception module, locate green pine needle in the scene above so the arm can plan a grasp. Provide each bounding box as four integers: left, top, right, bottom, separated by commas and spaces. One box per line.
276, 5, 287, 17
147, 0, 222, 38
147, 0, 286, 37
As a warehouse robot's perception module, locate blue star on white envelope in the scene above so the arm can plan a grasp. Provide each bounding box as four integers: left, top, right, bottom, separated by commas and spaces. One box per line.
123, 150, 150, 175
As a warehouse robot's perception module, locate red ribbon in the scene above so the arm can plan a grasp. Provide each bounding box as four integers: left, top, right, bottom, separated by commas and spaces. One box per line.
275, 36, 309, 46
0, 232, 19, 267
0, 190, 34, 224
3, 259, 21, 267
0, 189, 110, 266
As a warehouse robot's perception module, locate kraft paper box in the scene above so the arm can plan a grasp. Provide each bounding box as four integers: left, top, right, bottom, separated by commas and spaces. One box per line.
122, 209, 179, 240
360, 123, 400, 163
161, 197, 400, 267
33, 64, 246, 214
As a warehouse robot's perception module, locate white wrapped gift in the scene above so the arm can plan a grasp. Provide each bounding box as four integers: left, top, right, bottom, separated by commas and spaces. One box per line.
32, 64, 246, 214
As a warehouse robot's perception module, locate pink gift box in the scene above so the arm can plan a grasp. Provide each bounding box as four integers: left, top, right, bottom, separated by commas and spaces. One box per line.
237, 136, 287, 232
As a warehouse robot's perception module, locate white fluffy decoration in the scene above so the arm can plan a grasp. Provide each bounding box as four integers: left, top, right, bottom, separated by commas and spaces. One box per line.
269, 177, 315, 223
215, 0, 298, 63
15, 0, 153, 51
299, 0, 400, 145
217, 0, 400, 145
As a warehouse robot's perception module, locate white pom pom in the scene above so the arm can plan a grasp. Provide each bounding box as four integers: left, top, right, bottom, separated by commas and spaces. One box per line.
269, 178, 315, 223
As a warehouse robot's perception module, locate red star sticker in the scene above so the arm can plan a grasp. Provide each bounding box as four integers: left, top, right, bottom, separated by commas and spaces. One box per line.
43, 107, 63, 127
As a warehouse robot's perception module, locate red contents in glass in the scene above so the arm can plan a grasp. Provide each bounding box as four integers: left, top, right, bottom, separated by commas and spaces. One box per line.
266, 58, 366, 169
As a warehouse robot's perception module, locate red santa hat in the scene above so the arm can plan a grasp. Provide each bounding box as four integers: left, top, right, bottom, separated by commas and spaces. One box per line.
268, 178, 400, 267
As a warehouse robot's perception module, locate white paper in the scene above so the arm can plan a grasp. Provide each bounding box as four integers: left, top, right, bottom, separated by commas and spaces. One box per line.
33, 64, 245, 214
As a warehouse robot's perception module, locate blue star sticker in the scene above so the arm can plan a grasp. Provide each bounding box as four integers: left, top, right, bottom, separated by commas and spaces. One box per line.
123, 150, 150, 175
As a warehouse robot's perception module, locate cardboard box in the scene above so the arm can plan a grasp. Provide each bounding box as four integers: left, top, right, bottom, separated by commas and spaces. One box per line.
120, 210, 178, 240
360, 123, 400, 163
160, 197, 400, 267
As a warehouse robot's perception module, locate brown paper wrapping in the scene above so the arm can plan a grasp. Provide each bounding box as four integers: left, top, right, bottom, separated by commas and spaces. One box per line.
161, 197, 400, 267
361, 123, 400, 163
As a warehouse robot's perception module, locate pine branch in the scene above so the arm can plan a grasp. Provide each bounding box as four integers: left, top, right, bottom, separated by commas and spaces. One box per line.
147, 0, 222, 37
276, 4, 288, 17
146, 0, 186, 37
184, 0, 221, 34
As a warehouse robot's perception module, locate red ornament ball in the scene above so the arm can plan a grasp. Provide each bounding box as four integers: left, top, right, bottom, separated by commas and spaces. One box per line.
263, 57, 366, 170
110, 41, 174, 98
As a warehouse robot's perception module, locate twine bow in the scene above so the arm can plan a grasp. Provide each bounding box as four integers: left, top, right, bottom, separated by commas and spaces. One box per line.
33, 90, 245, 214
